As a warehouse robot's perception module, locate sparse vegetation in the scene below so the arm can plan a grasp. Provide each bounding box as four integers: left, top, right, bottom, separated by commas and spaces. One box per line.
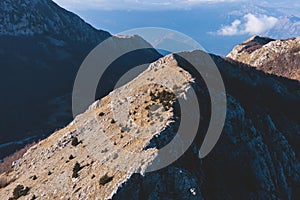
31, 175, 37, 180
111, 119, 116, 124
98, 112, 105, 117
72, 162, 83, 178
69, 155, 75, 160
71, 137, 80, 146
9, 184, 30, 199
149, 89, 176, 110
99, 174, 114, 186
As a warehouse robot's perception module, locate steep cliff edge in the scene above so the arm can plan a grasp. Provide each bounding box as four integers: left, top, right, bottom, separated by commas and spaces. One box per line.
227, 36, 300, 81
1, 50, 299, 199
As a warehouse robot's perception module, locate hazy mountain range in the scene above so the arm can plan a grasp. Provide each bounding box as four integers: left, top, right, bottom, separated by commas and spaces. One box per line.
68, 1, 300, 55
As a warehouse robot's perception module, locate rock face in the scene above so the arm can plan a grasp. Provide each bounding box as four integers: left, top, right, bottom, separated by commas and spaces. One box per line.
0, 49, 299, 199
0, 0, 109, 43
227, 36, 300, 81
0, 0, 161, 159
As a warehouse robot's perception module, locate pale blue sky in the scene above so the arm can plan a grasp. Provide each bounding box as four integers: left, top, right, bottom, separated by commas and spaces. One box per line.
53, 0, 299, 11
52, 0, 300, 55
54, 0, 246, 10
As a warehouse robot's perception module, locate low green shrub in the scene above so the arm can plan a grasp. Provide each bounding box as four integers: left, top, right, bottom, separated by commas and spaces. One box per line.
71, 137, 79, 146
99, 174, 114, 186
9, 184, 30, 199
72, 162, 82, 178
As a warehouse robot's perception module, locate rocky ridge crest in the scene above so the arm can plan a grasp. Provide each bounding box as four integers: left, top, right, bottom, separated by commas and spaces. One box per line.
1, 50, 300, 199
227, 35, 300, 80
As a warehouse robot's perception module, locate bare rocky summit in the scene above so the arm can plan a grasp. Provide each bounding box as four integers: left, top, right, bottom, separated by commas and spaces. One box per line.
227, 36, 300, 81
0, 54, 196, 200
1, 49, 300, 199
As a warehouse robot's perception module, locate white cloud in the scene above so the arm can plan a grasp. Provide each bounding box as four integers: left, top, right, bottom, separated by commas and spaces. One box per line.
217, 20, 241, 36
216, 13, 278, 36
244, 14, 278, 34
53, 0, 243, 10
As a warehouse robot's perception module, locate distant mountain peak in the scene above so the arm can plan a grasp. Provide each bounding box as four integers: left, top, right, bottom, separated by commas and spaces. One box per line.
242, 35, 275, 46
227, 36, 300, 80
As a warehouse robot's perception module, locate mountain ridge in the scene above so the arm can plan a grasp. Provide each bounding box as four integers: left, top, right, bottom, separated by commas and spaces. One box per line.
0, 1, 300, 199
1, 49, 299, 199
227, 35, 300, 81
0, 0, 161, 159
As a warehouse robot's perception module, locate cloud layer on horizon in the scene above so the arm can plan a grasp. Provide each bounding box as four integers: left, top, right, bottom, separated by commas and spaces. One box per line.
53, 0, 243, 10
215, 13, 278, 36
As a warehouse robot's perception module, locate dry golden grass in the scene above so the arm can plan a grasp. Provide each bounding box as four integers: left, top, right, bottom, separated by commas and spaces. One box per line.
0, 143, 35, 175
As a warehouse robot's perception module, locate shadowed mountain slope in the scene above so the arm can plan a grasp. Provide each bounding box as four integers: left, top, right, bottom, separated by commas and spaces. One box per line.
0, 0, 161, 159
0, 50, 299, 199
